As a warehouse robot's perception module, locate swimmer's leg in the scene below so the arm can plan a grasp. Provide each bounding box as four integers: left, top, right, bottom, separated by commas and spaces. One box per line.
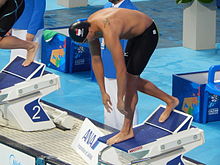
107, 73, 138, 145
137, 78, 179, 122
0, 36, 38, 66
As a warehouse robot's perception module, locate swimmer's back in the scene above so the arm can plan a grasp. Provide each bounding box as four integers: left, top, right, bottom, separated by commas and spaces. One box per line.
88, 8, 153, 39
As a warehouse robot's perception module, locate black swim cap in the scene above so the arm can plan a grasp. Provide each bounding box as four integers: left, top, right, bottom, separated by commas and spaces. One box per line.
69, 21, 90, 43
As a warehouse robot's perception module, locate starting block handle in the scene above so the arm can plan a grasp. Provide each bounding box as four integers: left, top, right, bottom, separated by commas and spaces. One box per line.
98, 146, 114, 165
98, 145, 185, 165
129, 158, 151, 165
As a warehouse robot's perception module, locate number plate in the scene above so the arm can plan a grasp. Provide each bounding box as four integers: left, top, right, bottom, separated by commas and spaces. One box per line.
24, 99, 50, 122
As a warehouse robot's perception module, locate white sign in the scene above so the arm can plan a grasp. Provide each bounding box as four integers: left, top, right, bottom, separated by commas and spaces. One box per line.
0, 143, 35, 165
71, 118, 121, 165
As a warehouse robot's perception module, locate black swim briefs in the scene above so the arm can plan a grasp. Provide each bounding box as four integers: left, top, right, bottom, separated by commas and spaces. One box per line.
0, 0, 24, 37
124, 22, 159, 75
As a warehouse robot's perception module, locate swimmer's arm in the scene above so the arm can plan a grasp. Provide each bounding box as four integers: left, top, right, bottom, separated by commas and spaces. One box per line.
88, 39, 106, 95
104, 32, 127, 104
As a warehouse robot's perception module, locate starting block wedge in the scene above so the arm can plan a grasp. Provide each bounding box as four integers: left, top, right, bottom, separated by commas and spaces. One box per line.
0, 56, 60, 131
98, 105, 205, 165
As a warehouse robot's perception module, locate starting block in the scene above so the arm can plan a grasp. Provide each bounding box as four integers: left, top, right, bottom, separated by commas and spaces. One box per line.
98, 105, 205, 165
0, 56, 60, 131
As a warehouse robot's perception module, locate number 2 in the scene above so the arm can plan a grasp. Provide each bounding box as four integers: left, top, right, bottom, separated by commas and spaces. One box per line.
32, 105, 41, 120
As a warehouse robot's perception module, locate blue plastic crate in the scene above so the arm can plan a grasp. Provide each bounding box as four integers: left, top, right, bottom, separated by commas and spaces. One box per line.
69, 41, 91, 73
41, 26, 91, 73
172, 71, 220, 123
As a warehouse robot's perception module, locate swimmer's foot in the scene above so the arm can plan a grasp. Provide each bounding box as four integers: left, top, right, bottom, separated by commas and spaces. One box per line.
107, 130, 134, 146
159, 97, 179, 123
22, 42, 38, 66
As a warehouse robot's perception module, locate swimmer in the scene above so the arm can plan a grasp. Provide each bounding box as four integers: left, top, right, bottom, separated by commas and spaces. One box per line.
0, 0, 38, 66
69, 8, 179, 145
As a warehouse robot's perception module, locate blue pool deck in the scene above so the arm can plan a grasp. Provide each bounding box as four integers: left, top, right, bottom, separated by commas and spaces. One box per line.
0, 0, 220, 164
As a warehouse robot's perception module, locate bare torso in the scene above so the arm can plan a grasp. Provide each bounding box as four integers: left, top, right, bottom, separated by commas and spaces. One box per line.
87, 8, 153, 40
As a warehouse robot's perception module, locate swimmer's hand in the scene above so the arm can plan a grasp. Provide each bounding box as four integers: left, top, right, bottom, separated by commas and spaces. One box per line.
117, 99, 127, 116
102, 92, 112, 113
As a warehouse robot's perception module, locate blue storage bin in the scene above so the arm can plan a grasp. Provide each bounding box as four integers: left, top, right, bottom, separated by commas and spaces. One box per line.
41, 26, 91, 73
69, 41, 91, 73
172, 71, 220, 123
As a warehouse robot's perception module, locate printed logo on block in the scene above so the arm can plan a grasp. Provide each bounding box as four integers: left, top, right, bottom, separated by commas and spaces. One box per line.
129, 146, 143, 153
82, 129, 100, 150
24, 99, 50, 122
71, 118, 121, 165
72, 118, 103, 164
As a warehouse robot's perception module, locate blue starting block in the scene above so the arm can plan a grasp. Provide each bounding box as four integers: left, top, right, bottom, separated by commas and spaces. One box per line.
0, 56, 60, 131
98, 105, 204, 165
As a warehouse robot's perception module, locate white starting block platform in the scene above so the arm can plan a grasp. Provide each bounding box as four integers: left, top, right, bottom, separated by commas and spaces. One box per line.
98, 105, 205, 165
0, 56, 60, 131
0, 103, 205, 165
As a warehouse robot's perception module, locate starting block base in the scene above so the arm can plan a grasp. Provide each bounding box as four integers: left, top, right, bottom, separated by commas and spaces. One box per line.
0, 56, 60, 131
98, 105, 204, 165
